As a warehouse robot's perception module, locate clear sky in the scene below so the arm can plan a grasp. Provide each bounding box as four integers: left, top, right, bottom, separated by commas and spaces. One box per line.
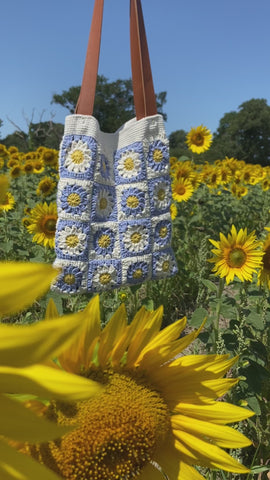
1, 0, 270, 140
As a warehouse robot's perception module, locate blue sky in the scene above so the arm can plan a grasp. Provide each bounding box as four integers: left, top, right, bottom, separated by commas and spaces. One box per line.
1, 0, 270, 140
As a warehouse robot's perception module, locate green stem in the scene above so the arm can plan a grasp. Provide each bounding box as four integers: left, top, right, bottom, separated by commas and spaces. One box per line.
213, 277, 225, 353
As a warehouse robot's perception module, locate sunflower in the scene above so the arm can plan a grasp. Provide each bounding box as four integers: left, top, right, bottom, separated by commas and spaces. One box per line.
0, 262, 102, 480
0, 191, 15, 211
19, 295, 254, 480
42, 148, 59, 167
172, 178, 194, 202
186, 125, 212, 154
33, 159, 45, 174
36, 176, 57, 197
0, 175, 9, 204
170, 202, 178, 220
209, 225, 263, 284
257, 228, 270, 289
27, 202, 58, 248
10, 164, 22, 178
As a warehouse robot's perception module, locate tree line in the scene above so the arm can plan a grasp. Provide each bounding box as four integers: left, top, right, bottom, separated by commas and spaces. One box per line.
1, 76, 270, 166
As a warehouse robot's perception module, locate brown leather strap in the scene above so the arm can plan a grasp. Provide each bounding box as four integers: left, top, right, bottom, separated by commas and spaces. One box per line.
75, 0, 104, 115
130, 0, 157, 119
76, 0, 157, 119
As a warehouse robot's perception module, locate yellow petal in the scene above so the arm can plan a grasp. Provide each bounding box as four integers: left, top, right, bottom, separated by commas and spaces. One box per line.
0, 364, 102, 401
0, 394, 71, 442
171, 414, 252, 448
58, 295, 101, 373
0, 438, 61, 480
45, 298, 59, 320
173, 401, 254, 424
0, 310, 90, 367
173, 430, 250, 472
0, 263, 59, 316
98, 303, 127, 367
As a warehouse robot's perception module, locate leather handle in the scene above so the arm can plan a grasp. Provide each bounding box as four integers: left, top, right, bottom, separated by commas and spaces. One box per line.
75, 0, 157, 119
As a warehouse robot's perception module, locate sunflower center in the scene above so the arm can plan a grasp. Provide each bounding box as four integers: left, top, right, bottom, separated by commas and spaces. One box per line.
153, 149, 163, 163
39, 181, 52, 193
126, 195, 139, 209
43, 217, 57, 233
192, 133, 204, 146
123, 157, 135, 171
70, 150, 84, 164
36, 373, 170, 480
228, 247, 247, 268
263, 247, 270, 270
67, 193, 81, 207
175, 184, 186, 195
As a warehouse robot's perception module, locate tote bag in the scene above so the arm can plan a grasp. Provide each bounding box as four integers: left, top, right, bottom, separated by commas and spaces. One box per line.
53, 0, 178, 294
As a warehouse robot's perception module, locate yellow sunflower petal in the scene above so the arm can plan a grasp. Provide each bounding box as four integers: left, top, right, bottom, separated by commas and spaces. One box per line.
0, 438, 61, 480
0, 364, 102, 401
98, 303, 127, 367
174, 430, 250, 473
0, 394, 72, 443
0, 263, 58, 316
0, 310, 90, 367
171, 414, 252, 448
45, 298, 59, 320
174, 401, 254, 424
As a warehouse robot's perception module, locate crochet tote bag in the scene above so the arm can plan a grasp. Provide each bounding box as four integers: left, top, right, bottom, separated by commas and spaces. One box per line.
53, 0, 178, 294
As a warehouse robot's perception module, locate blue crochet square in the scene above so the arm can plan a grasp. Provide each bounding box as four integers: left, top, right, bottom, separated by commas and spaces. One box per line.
114, 141, 146, 184
122, 255, 152, 285
59, 134, 97, 180
119, 219, 151, 257
55, 219, 90, 261
148, 176, 172, 215
90, 222, 120, 259
147, 139, 170, 175
88, 259, 122, 292
58, 180, 92, 220
91, 183, 117, 222
152, 215, 172, 249
152, 249, 178, 280
53, 261, 87, 294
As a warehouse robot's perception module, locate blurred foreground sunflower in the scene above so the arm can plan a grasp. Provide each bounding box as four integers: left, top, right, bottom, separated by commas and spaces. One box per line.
0, 262, 102, 480
20, 296, 254, 480
0, 191, 15, 211
209, 225, 263, 284
186, 125, 212, 154
26, 202, 57, 248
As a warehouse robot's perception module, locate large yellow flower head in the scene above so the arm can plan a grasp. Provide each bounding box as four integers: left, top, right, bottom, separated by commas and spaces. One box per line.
186, 125, 212, 154
209, 225, 263, 284
36, 176, 57, 197
27, 202, 57, 248
257, 227, 270, 289
21, 296, 254, 480
0, 262, 102, 480
172, 178, 194, 202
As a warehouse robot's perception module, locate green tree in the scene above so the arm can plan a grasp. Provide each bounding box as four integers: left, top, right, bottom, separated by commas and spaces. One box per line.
168, 129, 190, 159
205, 99, 270, 165
2, 122, 64, 151
52, 75, 167, 133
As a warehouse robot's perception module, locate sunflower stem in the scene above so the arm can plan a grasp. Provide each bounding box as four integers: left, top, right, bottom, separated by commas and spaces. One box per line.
212, 277, 225, 353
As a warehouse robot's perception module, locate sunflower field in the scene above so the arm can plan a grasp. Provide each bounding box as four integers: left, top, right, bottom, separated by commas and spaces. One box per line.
0, 127, 270, 480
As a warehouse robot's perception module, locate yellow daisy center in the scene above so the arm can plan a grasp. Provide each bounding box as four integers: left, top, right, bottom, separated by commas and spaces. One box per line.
152, 149, 163, 163
133, 268, 143, 279
228, 247, 247, 268
63, 274, 76, 285
36, 373, 170, 480
159, 226, 168, 238
99, 273, 112, 285
157, 188, 165, 201
123, 157, 134, 171
162, 260, 170, 272
126, 195, 139, 209
71, 150, 85, 164
99, 197, 108, 210
67, 193, 81, 207
130, 232, 142, 244
65, 235, 79, 248
98, 234, 111, 248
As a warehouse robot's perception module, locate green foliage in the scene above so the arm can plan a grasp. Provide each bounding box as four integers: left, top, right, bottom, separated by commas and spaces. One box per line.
205, 98, 270, 165
168, 129, 190, 158
2, 122, 64, 151
51, 75, 167, 132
